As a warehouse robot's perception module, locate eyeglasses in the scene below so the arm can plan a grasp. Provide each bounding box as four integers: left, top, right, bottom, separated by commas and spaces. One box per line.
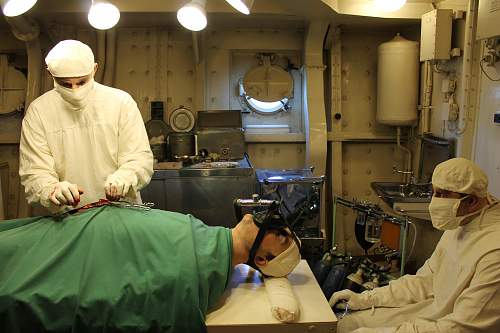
432, 190, 468, 199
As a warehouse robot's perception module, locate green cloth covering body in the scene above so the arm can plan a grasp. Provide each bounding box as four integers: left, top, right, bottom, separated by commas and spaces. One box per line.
0, 206, 233, 332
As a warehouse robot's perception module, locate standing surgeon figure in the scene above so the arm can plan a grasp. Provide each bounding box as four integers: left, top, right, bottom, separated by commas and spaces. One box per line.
330, 158, 500, 333
19, 40, 153, 213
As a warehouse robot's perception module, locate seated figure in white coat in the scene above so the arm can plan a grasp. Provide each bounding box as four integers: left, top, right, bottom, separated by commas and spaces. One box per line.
330, 158, 500, 333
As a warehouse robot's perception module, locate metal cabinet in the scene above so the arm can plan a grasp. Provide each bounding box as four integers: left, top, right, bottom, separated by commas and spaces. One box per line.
141, 158, 256, 227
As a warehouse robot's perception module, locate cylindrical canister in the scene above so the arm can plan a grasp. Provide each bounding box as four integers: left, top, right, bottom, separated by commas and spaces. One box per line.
313, 252, 333, 286
168, 132, 195, 159
321, 264, 347, 300
377, 34, 419, 126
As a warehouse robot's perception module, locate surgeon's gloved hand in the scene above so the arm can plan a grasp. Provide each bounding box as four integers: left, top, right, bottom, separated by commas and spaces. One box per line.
104, 175, 132, 201
49, 181, 84, 207
329, 289, 375, 311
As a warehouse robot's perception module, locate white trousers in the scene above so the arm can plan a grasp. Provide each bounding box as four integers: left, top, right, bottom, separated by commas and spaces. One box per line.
337, 299, 433, 332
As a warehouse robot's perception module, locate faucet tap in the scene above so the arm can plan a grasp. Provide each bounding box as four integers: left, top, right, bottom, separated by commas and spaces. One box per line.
392, 166, 414, 185
392, 166, 413, 175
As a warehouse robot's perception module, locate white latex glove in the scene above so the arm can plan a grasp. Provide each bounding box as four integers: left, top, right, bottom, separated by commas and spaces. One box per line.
329, 289, 375, 310
104, 175, 131, 201
48, 181, 83, 207
264, 277, 300, 323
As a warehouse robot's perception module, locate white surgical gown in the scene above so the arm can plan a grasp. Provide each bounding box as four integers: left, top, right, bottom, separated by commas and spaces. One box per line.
19, 82, 153, 211
338, 203, 500, 333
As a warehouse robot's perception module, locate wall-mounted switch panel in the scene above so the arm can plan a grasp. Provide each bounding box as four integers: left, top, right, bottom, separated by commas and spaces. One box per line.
420, 9, 453, 61
494, 110, 500, 126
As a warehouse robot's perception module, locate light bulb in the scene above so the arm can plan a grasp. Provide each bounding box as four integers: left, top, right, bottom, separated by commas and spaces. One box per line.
88, 1, 120, 30
225, 0, 254, 15
1, 0, 37, 17
177, 0, 207, 31
374, 0, 407, 12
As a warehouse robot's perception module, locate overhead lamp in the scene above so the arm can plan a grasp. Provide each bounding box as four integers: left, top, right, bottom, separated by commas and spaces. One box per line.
1, 0, 37, 17
88, 0, 120, 30
374, 0, 407, 12
224, 0, 254, 15
177, 0, 207, 31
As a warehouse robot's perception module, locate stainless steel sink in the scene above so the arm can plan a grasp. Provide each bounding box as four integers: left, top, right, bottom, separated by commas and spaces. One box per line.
371, 182, 433, 220
371, 182, 433, 204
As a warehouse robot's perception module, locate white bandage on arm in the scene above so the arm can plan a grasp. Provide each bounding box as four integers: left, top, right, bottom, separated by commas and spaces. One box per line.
263, 276, 300, 323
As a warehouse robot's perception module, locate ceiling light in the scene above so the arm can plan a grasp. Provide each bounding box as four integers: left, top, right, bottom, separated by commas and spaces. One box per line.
225, 0, 254, 15
88, 0, 120, 30
374, 0, 407, 12
1, 0, 37, 17
177, 0, 207, 31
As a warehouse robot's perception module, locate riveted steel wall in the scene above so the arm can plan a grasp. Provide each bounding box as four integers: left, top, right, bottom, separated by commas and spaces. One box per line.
329, 28, 427, 258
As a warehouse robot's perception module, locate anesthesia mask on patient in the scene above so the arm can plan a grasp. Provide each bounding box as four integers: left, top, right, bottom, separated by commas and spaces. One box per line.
234, 197, 301, 277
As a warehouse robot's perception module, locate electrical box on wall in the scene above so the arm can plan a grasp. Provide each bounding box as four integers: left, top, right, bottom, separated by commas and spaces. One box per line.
477, 0, 500, 40
494, 110, 500, 126
420, 9, 453, 61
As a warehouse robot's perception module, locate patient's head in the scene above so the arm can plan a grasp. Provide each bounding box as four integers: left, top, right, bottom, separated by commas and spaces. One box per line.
233, 214, 301, 277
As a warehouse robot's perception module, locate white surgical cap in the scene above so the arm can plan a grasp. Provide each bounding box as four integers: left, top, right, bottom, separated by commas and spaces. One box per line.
45, 40, 95, 78
432, 158, 488, 197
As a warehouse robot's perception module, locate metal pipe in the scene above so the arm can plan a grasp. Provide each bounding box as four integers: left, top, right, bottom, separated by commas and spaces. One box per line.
456, 0, 478, 135
5, 15, 41, 107
332, 196, 337, 248
192, 32, 200, 64
0, 161, 8, 220
25, 38, 42, 107
103, 28, 117, 86
399, 220, 408, 275
95, 30, 106, 83
397, 127, 412, 183
5, 15, 41, 218
421, 61, 433, 134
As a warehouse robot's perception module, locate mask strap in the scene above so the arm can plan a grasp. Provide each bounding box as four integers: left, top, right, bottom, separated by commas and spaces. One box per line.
478, 204, 488, 229
463, 195, 496, 229
478, 194, 499, 228
245, 203, 277, 271
246, 226, 267, 271
245, 201, 301, 272
486, 193, 499, 206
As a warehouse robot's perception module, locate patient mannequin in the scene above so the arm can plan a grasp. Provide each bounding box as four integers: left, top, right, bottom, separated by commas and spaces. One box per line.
232, 214, 301, 323
0, 203, 301, 331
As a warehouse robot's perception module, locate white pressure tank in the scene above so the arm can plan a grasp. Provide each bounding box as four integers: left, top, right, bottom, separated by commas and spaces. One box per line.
376, 34, 419, 126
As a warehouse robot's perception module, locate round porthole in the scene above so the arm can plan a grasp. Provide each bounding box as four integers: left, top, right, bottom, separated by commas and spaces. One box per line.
169, 106, 195, 133
240, 55, 293, 114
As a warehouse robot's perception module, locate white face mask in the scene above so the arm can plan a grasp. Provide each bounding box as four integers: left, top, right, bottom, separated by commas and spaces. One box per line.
54, 78, 94, 111
428, 195, 480, 230
256, 240, 301, 277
